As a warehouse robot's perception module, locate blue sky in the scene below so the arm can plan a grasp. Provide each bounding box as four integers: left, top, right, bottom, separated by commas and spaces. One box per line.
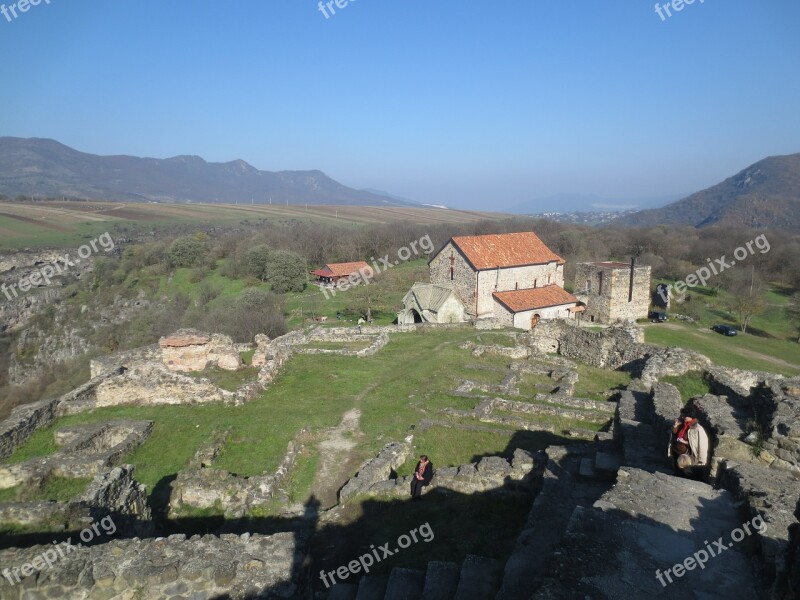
0, 0, 798, 209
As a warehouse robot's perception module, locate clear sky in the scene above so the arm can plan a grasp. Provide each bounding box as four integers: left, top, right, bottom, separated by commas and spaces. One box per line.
0, 0, 798, 209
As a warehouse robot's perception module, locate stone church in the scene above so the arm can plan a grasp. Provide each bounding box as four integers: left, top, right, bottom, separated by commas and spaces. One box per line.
398, 232, 583, 329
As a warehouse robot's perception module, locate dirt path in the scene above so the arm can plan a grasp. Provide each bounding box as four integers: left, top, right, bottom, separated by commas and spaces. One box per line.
307, 340, 462, 509
309, 381, 381, 509
310, 408, 364, 509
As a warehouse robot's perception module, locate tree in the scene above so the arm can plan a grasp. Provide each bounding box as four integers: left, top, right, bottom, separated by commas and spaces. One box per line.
266, 250, 307, 294
167, 236, 207, 268
347, 281, 389, 322
786, 292, 800, 343
220, 288, 287, 341
725, 267, 765, 334
246, 244, 272, 281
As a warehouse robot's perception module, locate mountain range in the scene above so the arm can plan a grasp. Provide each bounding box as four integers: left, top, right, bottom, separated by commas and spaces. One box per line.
1, 138, 798, 231
615, 153, 800, 231
0, 137, 413, 206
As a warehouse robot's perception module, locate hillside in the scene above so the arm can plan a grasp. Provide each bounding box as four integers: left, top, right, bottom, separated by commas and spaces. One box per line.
0, 137, 412, 206
617, 153, 800, 231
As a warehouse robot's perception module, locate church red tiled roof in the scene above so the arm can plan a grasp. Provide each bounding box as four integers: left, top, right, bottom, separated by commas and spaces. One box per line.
451, 232, 565, 270
493, 285, 578, 313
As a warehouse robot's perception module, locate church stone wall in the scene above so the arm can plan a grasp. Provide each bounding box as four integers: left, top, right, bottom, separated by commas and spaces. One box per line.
430, 242, 478, 316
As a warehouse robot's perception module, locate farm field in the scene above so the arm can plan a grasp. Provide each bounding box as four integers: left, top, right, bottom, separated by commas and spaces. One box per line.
0, 201, 506, 249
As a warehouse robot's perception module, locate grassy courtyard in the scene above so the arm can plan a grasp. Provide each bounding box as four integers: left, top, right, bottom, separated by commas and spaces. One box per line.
5, 329, 552, 505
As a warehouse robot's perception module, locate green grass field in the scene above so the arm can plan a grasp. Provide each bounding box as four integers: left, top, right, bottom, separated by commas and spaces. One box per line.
0, 331, 490, 489
644, 322, 800, 376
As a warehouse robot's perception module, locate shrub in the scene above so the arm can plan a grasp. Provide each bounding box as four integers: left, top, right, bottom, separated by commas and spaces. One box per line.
167, 236, 207, 268
246, 244, 272, 282
267, 250, 307, 293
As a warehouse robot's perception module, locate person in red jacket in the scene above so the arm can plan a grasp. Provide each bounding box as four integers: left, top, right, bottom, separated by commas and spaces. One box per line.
410, 455, 433, 500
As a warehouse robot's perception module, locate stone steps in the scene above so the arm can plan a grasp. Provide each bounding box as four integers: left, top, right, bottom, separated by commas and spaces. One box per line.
496, 445, 612, 600
356, 576, 389, 600
453, 555, 503, 600
614, 390, 672, 474
420, 561, 460, 600
384, 567, 426, 600
532, 467, 762, 599
328, 555, 505, 600
329, 582, 359, 600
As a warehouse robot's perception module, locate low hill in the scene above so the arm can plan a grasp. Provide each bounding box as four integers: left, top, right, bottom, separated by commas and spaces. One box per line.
0, 137, 413, 206
617, 153, 800, 231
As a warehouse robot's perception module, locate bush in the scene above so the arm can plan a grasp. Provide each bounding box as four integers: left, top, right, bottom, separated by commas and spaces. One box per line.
204, 288, 287, 342
246, 245, 271, 282
267, 250, 307, 293
167, 236, 207, 268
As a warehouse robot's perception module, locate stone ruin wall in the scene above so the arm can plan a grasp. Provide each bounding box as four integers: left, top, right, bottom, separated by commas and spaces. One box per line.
0, 531, 303, 600
169, 438, 304, 518
0, 368, 125, 460
338, 441, 541, 502
0, 464, 152, 535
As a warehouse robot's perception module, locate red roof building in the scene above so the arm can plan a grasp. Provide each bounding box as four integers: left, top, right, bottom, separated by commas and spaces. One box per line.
493, 285, 578, 313
311, 261, 371, 284
426, 231, 579, 325
449, 232, 566, 270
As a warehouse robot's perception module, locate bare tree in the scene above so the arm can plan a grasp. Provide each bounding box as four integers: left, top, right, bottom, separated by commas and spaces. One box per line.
725, 267, 765, 334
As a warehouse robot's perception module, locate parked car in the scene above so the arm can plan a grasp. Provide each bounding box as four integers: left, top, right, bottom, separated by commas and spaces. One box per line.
712, 324, 738, 336
649, 311, 668, 323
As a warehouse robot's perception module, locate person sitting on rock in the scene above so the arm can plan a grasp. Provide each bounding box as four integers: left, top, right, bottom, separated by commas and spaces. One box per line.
669, 404, 709, 478
410, 455, 433, 500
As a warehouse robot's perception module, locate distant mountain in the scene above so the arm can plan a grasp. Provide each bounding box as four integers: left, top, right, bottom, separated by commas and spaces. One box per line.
508, 193, 680, 214
0, 137, 415, 206
616, 153, 800, 230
